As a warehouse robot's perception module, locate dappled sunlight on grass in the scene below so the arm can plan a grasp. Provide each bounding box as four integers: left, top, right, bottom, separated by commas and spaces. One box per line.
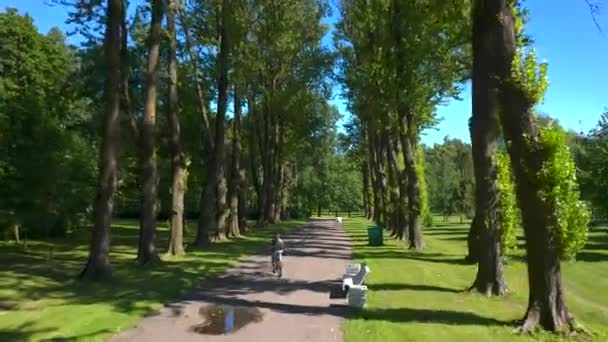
342, 216, 608, 342
0, 219, 304, 341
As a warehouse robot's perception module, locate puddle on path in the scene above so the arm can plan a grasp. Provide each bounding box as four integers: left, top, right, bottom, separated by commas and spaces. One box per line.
190, 304, 264, 335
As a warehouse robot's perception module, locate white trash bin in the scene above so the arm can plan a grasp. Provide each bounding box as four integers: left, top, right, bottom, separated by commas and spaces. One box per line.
336, 217, 343, 223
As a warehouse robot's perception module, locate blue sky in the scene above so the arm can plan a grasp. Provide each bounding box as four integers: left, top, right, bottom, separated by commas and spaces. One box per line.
2, 0, 606, 146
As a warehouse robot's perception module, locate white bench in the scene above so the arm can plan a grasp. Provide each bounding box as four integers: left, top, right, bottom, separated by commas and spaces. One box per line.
346, 285, 368, 307
342, 264, 370, 291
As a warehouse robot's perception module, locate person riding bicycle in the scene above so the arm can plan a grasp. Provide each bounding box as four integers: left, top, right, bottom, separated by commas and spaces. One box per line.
271, 233, 286, 275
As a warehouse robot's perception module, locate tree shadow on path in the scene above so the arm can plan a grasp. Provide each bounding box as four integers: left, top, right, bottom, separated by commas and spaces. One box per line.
175, 294, 508, 327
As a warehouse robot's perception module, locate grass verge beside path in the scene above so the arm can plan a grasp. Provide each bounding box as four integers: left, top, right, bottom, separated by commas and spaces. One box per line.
342, 216, 608, 342
0, 219, 304, 341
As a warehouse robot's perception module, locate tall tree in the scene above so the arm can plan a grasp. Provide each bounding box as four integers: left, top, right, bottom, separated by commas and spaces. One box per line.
227, 86, 242, 238
166, 0, 187, 256
212, 0, 232, 241
467, 0, 507, 294
485, 0, 589, 331
136, 0, 164, 264
80, 0, 123, 280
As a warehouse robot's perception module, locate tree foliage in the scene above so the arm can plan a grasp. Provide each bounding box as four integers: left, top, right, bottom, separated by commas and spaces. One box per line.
496, 151, 519, 253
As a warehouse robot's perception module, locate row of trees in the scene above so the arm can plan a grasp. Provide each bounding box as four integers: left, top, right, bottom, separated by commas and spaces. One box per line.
338, 0, 593, 333
1, 1, 364, 279
336, 0, 469, 250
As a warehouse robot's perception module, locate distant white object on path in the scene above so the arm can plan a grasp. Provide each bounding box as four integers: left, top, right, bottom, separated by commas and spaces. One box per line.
336, 217, 342, 223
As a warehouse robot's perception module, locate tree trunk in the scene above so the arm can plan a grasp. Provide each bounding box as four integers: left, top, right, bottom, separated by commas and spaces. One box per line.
212, 0, 231, 241
369, 126, 385, 226
280, 163, 290, 221
257, 100, 271, 225
362, 159, 371, 219
166, 0, 186, 256
399, 114, 424, 250
385, 125, 402, 238
466, 215, 481, 262
246, 94, 261, 218
366, 124, 379, 223
196, 164, 215, 247
136, 0, 163, 265
227, 86, 242, 238
272, 122, 284, 223
238, 166, 248, 234
487, 0, 575, 331
375, 128, 388, 227
80, 0, 122, 280
391, 134, 408, 241
392, 0, 422, 249
467, 2, 506, 293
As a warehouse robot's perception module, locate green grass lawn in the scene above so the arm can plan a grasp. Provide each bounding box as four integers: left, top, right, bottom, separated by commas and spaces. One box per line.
0, 219, 304, 341
342, 215, 608, 342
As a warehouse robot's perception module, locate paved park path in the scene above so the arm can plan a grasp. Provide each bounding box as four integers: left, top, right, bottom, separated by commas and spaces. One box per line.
111, 219, 353, 342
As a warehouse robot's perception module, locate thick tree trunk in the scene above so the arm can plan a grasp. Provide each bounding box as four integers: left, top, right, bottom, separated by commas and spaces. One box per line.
361, 121, 373, 220
80, 0, 122, 280
392, 0, 421, 248
375, 128, 388, 227
279, 163, 290, 221
227, 86, 242, 238
212, 0, 231, 241
272, 122, 285, 223
390, 134, 408, 241
486, 0, 575, 331
364, 123, 378, 222
385, 126, 402, 238
257, 101, 271, 225
246, 94, 262, 222
466, 215, 481, 262
362, 159, 371, 219
369, 126, 385, 226
238, 182, 248, 234
196, 164, 215, 247
136, 0, 163, 265
468, 1, 506, 294
238, 153, 248, 234
399, 115, 423, 250
166, 0, 186, 256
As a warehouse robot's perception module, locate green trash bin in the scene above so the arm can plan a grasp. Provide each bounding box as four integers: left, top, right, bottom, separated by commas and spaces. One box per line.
367, 225, 383, 246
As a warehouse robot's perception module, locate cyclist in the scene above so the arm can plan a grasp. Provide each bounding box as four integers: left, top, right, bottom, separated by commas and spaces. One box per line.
271, 233, 286, 277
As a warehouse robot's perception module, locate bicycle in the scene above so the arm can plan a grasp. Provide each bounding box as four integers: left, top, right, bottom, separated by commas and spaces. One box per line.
272, 249, 284, 278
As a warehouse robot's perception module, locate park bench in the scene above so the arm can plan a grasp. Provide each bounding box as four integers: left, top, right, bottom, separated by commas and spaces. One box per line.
342, 263, 370, 291
342, 263, 370, 307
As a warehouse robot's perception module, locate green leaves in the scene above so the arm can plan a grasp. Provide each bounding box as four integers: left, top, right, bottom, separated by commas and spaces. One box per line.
0, 9, 97, 237
510, 48, 548, 105
536, 122, 590, 260
496, 151, 520, 254
417, 146, 433, 227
